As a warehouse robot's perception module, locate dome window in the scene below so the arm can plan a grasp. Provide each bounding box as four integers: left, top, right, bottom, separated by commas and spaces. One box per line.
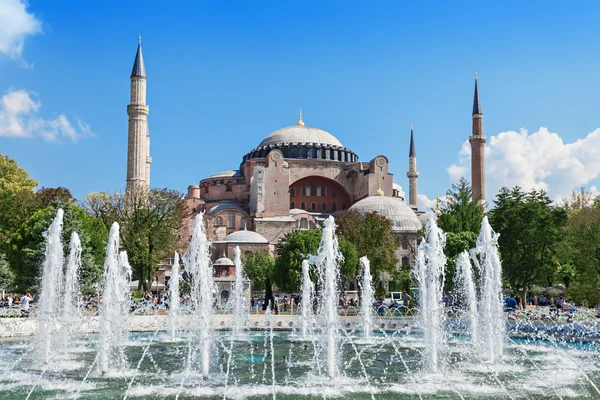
311, 202, 317, 211
321, 203, 327, 211
332, 204, 337, 212
300, 202, 306, 210
290, 187, 296, 197
216, 216, 223, 226
290, 201, 296, 210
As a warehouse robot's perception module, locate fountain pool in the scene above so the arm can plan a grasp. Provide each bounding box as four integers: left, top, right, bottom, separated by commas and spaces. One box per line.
0, 328, 599, 399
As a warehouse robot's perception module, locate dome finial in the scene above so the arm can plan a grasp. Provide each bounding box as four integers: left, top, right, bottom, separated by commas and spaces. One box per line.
138, 35, 142, 44
297, 108, 304, 126
435, 197, 441, 212
376, 179, 384, 196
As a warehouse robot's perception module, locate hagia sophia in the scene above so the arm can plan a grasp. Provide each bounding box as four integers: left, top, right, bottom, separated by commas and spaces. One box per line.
125, 39, 486, 293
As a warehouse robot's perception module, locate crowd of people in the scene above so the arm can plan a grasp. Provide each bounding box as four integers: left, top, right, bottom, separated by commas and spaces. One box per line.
0, 293, 34, 316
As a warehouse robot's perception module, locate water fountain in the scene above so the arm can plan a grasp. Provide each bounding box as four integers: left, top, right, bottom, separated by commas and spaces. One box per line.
454, 250, 478, 343
231, 246, 248, 337
471, 216, 504, 363
4, 214, 600, 399
61, 231, 82, 349
413, 215, 446, 373
36, 208, 65, 365
183, 213, 216, 380
168, 252, 181, 339
299, 259, 314, 339
359, 256, 374, 340
314, 215, 343, 378
98, 222, 132, 374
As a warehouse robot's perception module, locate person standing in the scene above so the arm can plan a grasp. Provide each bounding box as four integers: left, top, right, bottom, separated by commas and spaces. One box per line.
20, 293, 33, 317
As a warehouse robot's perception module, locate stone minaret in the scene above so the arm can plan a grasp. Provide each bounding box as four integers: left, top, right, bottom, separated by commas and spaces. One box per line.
469, 72, 486, 204
407, 124, 419, 209
126, 36, 151, 193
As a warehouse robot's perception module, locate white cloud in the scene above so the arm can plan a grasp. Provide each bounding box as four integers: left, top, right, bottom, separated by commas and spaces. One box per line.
0, 0, 42, 64
447, 127, 600, 201
0, 89, 94, 142
418, 194, 449, 211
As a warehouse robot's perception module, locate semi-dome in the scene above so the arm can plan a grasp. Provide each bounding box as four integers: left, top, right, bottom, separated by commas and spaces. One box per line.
214, 256, 234, 266
349, 195, 423, 233
224, 229, 269, 244
208, 170, 242, 178
258, 125, 343, 149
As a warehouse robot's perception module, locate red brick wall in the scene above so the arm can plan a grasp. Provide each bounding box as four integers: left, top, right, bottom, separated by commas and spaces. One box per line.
289, 176, 351, 213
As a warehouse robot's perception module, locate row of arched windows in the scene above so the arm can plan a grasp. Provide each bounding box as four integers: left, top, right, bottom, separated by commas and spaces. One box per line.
215, 214, 247, 229
290, 202, 346, 212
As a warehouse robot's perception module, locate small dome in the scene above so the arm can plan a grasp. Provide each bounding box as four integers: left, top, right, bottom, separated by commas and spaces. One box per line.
349, 196, 422, 233
225, 229, 269, 244
214, 256, 234, 266
208, 170, 242, 178
188, 184, 199, 188
257, 125, 343, 149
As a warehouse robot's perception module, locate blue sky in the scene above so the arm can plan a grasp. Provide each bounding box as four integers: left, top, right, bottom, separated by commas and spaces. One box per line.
1, 0, 600, 207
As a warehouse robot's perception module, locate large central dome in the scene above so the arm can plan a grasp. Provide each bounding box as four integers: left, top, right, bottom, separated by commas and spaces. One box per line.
258, 125, 344, 148
242, 112, 358, 163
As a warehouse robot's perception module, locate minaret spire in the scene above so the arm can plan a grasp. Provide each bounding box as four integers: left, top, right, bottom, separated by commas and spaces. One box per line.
126, 36, 151, 194
407, 123, 419, 209
297, 108, 304, 126
469, 72, 486, 205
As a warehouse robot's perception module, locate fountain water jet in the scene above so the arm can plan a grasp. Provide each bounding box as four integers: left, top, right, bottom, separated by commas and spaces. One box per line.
61, 231, 82, 349
37, 209, 65, 365
231, 246, 248, 337
299, 260, 314, 339
359, 256, 374, 340
454, 250, 477, 343
413, 216, 446, 373
98, 222, 132, 374
471, 216, 504, 363
314, 216, 343, 378
168, 252, 181, 339
183, 213, 216, 379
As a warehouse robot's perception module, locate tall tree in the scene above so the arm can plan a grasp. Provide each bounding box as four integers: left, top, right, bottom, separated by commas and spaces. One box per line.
92, 188, 186, 290
274, 229, 358, 293
7, 204, 108, 293
335, 211, 398, 294
436, 178, 484, 291
437, 177, 484, 234
560, 197, 600, 305
488, 187, 567, 298
0, 154, 38, 251
243, 250, 275, 309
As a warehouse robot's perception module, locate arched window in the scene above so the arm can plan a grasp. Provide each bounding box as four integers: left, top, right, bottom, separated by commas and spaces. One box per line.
301, 186, 306, 196
402, 257, 410, 267
311, 202, 317, 211
342, 203, 347, 210
300, 218, 309, 229
300, 202, 306, 210
290, 201, 296, 209
227, 213, 235, 229
216, 216, 223, 226
240, 217, 248, 229
310, 182, 317, 196
290, 187, 296, 197
321, 202, 327, 211
321, 186, 326, 196
401, 236, 409, 250
332, 204, 337, 212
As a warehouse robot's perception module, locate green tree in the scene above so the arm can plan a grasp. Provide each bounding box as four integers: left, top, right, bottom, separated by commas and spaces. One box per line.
437, 177, 484, 234
274, 230, 358, 293
444, 231, 478, 292
0, 254, 14, 290
7, 203, 108, 294
0, 154, 38, 250
96, 188, 186, 290
488, 187, 567, 299
335, 211, 398, 295
560, 197, 600, 305
243, 250, 275, 306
